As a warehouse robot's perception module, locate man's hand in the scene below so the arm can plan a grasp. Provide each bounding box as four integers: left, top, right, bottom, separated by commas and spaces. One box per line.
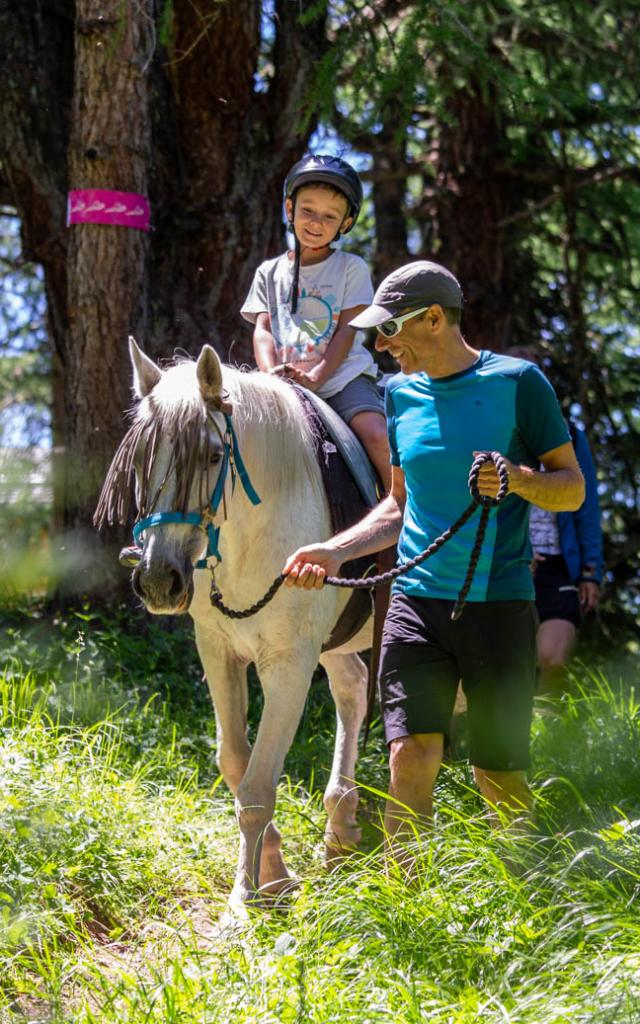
282, 544, 343, 590
530, 551, 546, 576
473, 451, 515, 500
579, 581, 600, 613
473, 443, 584, 512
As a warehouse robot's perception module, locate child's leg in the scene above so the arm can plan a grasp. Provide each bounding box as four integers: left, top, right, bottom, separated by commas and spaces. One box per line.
349, 410, 391, 493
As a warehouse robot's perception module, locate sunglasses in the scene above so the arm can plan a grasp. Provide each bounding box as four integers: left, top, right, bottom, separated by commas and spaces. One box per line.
377, 305, 432, 338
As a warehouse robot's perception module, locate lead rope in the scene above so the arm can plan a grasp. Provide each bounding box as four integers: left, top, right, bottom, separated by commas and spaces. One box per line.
209, 451, 510, 621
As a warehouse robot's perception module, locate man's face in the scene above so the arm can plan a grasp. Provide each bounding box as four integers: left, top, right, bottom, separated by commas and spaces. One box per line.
286, 185, 351, 248
374, 309, 431, 374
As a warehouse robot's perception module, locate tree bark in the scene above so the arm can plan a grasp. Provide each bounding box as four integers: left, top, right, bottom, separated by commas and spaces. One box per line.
431, 85, 515, 350
369, 116, 410, 281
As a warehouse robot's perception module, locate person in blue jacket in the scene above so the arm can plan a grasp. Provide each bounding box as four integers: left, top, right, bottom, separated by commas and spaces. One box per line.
508, 347, 604, 693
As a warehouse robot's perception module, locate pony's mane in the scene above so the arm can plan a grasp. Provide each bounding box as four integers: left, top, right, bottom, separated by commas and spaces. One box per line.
95, 358, 322, 529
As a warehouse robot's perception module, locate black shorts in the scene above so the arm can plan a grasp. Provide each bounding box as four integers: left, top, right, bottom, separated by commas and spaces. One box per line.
533, 555, 581, 628
378, 592, 538, 771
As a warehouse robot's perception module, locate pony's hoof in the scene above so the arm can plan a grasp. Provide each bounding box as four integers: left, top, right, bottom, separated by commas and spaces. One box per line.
258, 874, 300, 898
223, 889, 253, 925
324, 834, 361, 869
258, 876, 300, 910
215, 906, 252, 941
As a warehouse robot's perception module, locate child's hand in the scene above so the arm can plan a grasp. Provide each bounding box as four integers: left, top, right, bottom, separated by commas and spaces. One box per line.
288, 367, 318, 390
274, 364, 321, 387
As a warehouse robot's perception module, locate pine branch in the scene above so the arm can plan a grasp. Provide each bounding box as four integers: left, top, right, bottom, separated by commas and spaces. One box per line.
499, 165, 640, 227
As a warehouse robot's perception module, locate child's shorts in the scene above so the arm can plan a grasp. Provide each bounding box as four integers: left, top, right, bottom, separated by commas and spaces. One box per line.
325, 374, 384, 423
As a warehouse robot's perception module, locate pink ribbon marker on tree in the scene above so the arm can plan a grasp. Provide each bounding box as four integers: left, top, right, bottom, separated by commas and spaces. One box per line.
67, 189, 151, 231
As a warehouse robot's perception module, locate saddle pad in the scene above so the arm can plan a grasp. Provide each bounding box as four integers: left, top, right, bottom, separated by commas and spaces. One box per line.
291, 385, 377, 652
296, 387, 380, 509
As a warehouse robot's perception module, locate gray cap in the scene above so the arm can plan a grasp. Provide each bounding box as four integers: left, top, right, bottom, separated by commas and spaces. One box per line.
349, 260, 463, 329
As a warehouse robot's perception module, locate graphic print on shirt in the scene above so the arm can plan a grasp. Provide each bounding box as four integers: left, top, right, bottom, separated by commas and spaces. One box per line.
275, 289, 338, 363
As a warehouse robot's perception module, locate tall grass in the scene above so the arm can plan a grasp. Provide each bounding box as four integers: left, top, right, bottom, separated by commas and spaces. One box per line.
1, 607, 639, 1022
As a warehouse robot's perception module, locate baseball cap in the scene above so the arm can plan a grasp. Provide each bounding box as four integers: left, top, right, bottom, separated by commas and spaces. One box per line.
349, 260, 463, 329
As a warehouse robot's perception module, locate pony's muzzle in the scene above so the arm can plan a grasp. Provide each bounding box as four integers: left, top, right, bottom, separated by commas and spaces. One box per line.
132, 558, 193, 614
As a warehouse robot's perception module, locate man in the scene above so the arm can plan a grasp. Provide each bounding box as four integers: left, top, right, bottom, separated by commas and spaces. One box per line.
283, 260, 585, 865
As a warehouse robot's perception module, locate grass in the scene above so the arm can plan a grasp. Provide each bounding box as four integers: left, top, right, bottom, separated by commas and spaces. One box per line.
0, 604, 639, 1022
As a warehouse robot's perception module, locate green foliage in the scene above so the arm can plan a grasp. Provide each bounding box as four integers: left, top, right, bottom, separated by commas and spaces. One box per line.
1, 609, 640, 1021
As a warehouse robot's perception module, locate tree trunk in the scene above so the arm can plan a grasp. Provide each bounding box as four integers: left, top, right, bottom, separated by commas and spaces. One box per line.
432, 85, 515, 350
369, 117, 410, 281
64, 0, 153, 593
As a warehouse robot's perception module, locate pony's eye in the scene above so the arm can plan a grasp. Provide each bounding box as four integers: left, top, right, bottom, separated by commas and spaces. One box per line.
210, 451, 222, 465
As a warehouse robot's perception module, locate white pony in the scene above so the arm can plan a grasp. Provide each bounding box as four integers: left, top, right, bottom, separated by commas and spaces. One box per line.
96, 339, 370, 912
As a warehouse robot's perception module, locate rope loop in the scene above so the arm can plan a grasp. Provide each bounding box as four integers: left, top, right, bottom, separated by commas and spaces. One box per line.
468, 450, 510, 507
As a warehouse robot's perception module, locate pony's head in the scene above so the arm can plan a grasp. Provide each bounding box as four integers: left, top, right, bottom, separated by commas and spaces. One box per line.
95, 338, 234, 614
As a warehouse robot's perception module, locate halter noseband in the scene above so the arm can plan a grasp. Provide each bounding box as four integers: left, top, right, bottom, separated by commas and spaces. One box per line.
131, 411, 261, 568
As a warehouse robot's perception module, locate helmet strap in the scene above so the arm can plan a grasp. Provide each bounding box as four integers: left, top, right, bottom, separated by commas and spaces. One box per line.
288, 194, 301, 315
290, 235, 302, 315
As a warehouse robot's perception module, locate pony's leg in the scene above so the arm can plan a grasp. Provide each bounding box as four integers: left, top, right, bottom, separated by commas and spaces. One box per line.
232, 654, 316, 907
318, 651, 368, 861
196, 635, 292, 896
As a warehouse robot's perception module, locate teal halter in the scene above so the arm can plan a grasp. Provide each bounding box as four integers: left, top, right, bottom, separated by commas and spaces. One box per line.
132, 414, 260, 568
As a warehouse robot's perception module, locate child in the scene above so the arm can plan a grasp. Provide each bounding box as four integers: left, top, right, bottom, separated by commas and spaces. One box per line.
241, 154, 390, 491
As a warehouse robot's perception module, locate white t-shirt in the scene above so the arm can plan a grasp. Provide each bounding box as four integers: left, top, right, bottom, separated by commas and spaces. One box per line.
241, 249, 377, 399
529, 504, 561, 555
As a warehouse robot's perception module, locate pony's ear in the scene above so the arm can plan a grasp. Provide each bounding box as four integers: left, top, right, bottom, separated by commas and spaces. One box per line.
129, 336, 161, 398
196, 344, 223, 405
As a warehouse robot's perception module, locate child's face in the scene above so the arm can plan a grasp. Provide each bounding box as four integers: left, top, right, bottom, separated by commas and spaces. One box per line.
285, 185, 352, 248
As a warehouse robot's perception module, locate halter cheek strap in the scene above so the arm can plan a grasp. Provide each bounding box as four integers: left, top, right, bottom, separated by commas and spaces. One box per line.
132, 413, 261, 568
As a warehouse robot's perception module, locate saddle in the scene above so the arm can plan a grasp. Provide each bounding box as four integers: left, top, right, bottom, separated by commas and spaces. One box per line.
291, 385, 391, 654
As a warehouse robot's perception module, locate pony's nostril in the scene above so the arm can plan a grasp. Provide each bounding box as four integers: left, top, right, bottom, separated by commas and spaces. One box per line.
168, 568, 184, 601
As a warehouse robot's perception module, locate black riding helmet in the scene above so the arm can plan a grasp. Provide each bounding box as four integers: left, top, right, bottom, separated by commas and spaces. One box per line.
283, 154, 363, 312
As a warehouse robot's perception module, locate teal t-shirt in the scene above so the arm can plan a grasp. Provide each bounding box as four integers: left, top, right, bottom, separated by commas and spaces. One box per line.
385, 351, 571, 601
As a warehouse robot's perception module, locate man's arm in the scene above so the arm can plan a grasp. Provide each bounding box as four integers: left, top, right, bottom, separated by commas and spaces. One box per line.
283, 465, 406, 589
476, 441, 585, 511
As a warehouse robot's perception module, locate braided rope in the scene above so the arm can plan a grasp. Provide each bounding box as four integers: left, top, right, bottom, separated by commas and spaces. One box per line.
209, 574, 286, 619
208, 451, 510, 622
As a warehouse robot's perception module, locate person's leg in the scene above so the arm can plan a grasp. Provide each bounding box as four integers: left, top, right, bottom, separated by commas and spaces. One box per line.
536, 618, 577, 695
349, 409, 392, 492
457, 601, 538, 830
377, 595, 459, 876
472, 768, 533, 825
384, 732, 444, 838
533, 557, 580, 695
